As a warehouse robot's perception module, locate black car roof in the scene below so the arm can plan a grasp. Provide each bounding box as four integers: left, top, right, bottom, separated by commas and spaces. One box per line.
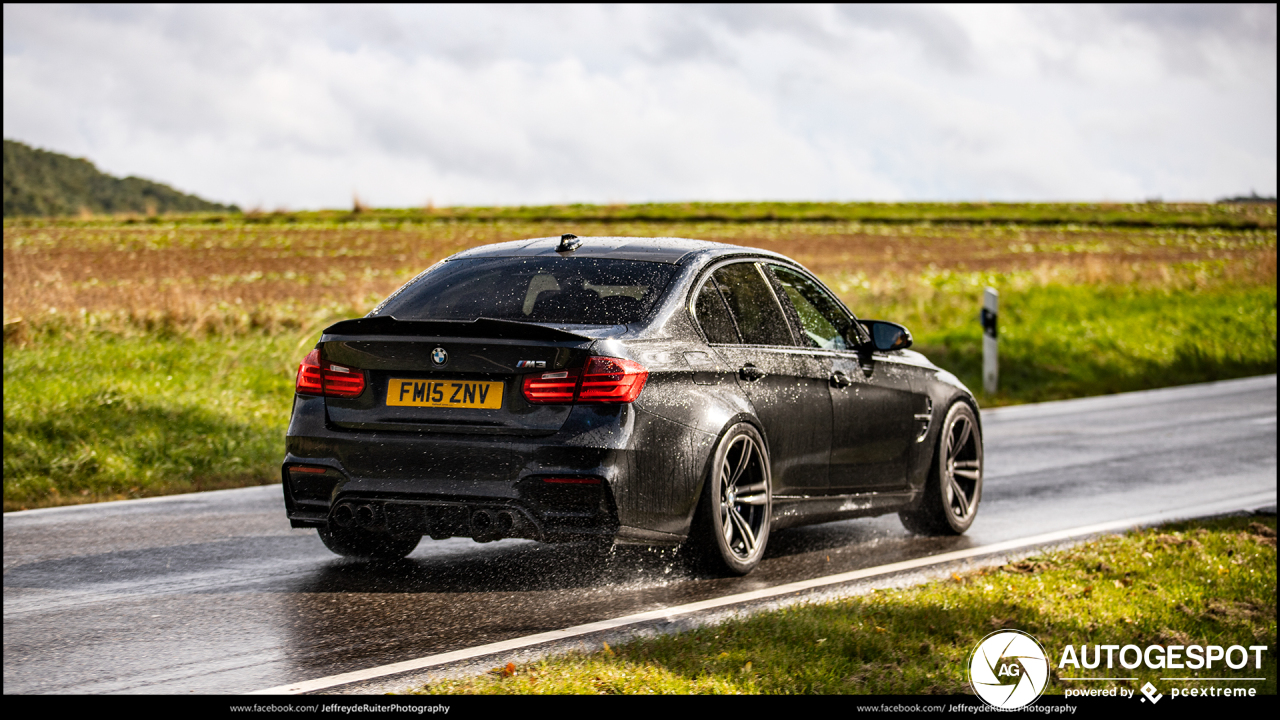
448, 236, 791, 265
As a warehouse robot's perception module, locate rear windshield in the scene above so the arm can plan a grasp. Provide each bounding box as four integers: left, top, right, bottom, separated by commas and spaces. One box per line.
372, 257, 680, 325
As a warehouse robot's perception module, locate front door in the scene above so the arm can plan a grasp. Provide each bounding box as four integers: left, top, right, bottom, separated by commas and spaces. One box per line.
766, 264, 919, 493
827, 351, 919, 492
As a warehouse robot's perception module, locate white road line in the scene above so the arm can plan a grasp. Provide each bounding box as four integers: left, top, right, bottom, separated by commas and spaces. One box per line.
3, 483, 280, 517
250, 490, 1276, 695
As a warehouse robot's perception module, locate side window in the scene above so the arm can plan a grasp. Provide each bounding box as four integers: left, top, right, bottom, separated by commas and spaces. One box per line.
711, 262, 794, 346
769, 265, 856, 350
693, 277, 740, 344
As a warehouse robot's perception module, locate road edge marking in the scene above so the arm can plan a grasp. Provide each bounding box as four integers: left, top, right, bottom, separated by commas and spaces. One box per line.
250, 490, 1276, 695
3, 483, 283, 517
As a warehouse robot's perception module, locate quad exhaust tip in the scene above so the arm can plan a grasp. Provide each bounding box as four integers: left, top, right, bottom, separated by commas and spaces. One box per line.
331, 502, 521, 540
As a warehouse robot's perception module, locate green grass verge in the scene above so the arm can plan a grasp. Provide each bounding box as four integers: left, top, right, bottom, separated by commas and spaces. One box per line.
871, 270, 1277, 406
402, 516, 1276, 695
3, 275, 1274, 510
2, 330, 309, 509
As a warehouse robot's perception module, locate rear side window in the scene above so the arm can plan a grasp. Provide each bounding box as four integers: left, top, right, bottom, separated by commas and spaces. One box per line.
710, 262, 793, 346
373, 258, 678, 325
693, 277, 740, 344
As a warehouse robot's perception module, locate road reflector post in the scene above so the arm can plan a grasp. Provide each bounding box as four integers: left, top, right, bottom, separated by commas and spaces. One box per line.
981, 288, 998, 395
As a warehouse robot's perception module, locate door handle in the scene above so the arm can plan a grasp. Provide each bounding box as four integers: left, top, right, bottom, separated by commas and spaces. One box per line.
738, 364, 767, 382
830, 370, 852, 388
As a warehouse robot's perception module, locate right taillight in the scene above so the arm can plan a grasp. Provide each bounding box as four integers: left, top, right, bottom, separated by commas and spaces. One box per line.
578, 356, 648, 402
295, 349, 366, 398
521, 356, 648, 404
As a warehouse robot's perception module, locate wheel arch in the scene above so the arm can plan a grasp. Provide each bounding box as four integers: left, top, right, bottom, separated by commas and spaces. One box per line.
908, 377, 982, 497
681, 412, 771, 537
900, 396, 984, 534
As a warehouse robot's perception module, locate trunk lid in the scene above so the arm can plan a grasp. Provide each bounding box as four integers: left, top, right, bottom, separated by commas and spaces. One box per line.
319, 317, 597, 435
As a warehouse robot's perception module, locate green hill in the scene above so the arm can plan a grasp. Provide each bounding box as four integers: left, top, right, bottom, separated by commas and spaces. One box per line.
3, 139, 239, 217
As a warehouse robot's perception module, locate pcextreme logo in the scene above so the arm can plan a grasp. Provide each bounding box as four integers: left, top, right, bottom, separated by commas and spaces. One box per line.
969, 630, 1051, 708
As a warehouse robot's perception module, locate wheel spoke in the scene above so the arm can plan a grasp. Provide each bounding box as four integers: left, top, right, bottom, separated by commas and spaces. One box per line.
728, 438, 754, 487
948, 475, 971, 515
729, 506, 757, 553
950, 418, 971, 461
953, 469, 981, 481
735, 480, 768, 505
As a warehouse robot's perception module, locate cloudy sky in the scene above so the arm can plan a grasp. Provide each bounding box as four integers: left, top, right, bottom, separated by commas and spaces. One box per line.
4, 4, 1276, 209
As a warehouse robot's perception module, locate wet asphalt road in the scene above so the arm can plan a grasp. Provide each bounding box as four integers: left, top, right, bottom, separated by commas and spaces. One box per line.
4, 375, 1276, 695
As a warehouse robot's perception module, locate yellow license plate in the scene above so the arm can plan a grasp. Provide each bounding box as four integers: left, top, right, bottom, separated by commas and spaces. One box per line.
386, 379, 504, 409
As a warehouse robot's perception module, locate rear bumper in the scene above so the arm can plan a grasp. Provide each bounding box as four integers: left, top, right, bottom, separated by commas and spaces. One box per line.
282, 396, 705, 544
282, 447, 623, 543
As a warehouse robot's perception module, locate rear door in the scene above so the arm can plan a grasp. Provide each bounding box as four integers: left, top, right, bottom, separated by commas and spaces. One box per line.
697, 261, 832, 496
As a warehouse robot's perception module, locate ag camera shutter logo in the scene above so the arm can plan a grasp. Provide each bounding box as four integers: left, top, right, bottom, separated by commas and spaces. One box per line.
969, 630, 1050, 708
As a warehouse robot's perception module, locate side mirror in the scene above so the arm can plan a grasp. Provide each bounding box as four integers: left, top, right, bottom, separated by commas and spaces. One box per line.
860, 320, 913, 352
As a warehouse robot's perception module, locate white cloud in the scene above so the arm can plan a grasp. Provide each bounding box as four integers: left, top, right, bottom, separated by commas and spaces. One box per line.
3, 4, 1275, 208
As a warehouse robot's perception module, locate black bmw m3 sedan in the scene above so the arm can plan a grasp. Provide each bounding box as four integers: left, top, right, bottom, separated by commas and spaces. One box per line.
282, 235, 983, 575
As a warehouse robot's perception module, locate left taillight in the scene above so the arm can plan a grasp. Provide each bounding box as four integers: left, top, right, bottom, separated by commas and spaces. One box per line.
522, 368, 580, 404
296, 349, 365, 398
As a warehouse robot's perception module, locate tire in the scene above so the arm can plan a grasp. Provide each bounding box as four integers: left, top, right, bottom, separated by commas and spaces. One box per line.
317, 526, 421, 560
900, 401, 983, 535
688, 423, 772, 575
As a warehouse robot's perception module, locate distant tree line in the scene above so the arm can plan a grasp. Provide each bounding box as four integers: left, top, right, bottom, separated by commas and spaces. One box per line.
1216, 191, 1277, 204
3, 139, 239, 217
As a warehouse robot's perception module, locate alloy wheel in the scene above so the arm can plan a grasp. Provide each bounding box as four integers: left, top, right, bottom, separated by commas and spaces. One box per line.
942, 411, 982, 524
717, 433, 770, 561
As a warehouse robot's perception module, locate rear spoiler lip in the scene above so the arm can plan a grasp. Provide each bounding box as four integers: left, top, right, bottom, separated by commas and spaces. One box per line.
320, 315, 602, 343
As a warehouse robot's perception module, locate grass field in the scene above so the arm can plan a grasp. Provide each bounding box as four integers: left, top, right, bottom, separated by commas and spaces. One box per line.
400, 515, 1276, 696
6, 199, 1274, 228
3, 206, 1276, 510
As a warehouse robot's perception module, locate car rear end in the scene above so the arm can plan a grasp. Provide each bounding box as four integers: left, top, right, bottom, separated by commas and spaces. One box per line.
282, 247, 675, 545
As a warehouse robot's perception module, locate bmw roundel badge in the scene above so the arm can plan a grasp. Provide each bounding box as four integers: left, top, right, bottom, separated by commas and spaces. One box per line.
431, 347, 448, 366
